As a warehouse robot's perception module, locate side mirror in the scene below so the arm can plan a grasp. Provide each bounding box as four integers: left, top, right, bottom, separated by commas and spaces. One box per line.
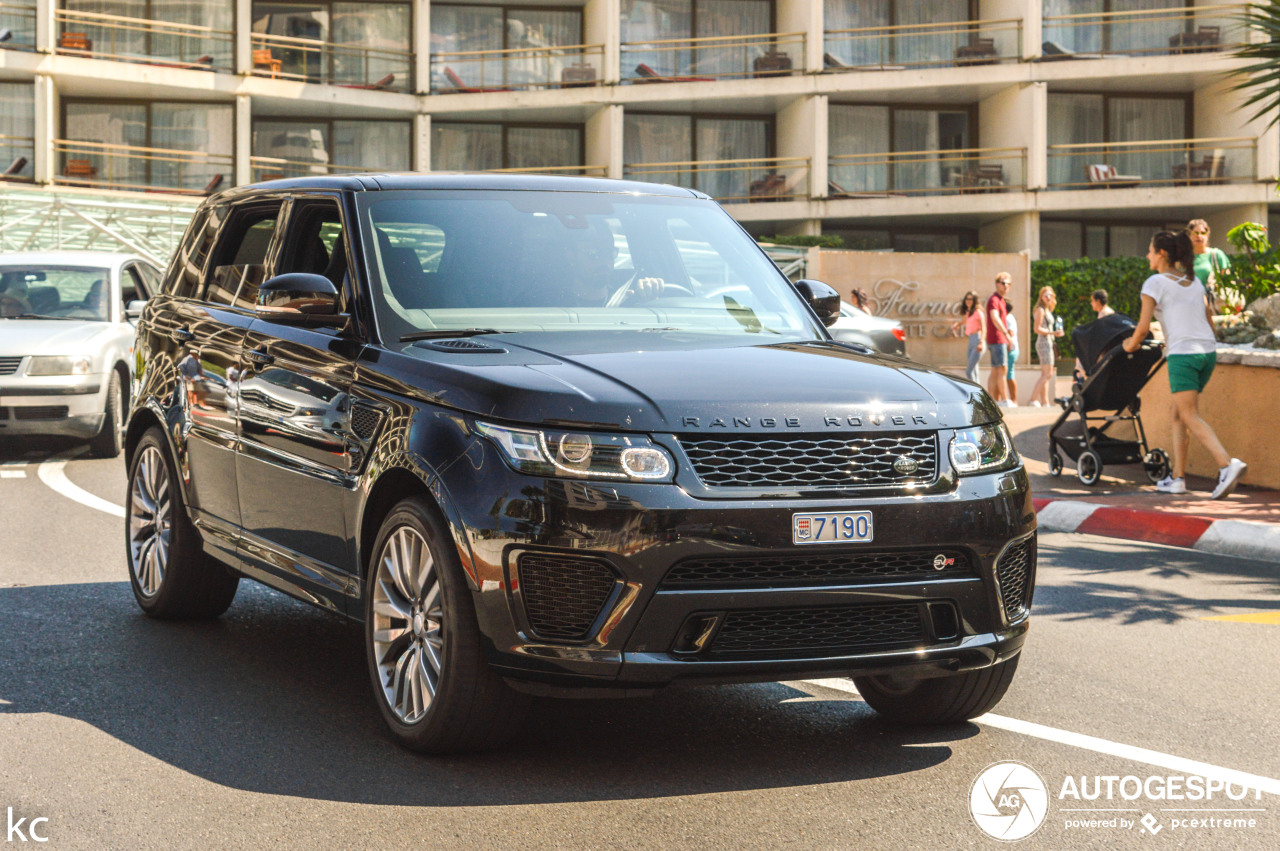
794, 279, 841, 327
256, 273, 341, 323
125, 299, 147, 320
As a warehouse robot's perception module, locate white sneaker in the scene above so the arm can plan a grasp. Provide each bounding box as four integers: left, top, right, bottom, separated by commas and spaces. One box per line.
1211, 459, 1248, 500
1030, 400, 1042, 407
1155, 476, 1186, 494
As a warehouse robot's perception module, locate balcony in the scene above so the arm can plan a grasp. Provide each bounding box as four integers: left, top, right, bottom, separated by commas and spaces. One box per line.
53, 139, 233, 195
828, 147, 1027, 197
822, 19, 1021, 71
249, 32, 413, 92
485, 164, 607, 177
54, 8, 234, 70
1, 133, 34, 181
430, 43, 604, 93
1041, 4, 1246, 59
0, 2, 36, 49
1046, 136, 1256, 189
620, 32, 804, 83
623, 156, 809, 203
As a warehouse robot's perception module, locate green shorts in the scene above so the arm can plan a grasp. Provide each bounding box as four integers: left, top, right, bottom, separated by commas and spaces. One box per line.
1166, 352, 1217, 394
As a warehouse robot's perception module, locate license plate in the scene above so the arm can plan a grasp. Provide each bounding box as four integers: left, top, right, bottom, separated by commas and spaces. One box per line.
792, 511, 873, 545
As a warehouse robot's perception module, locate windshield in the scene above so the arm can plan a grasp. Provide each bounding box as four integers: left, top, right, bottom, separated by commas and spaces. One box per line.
357, 190, 824, 344
0, 266, 112, 321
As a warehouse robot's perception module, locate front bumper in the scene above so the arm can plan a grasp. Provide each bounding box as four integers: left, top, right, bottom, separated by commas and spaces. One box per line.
444, 436, 1037, 692
0, 374, 106, 438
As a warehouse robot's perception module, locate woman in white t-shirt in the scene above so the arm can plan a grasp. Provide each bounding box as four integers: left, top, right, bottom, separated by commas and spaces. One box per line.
1123, 230, 1246, 499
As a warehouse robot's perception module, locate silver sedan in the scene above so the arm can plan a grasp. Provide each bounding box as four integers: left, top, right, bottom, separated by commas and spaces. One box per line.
0, 251, 162, 456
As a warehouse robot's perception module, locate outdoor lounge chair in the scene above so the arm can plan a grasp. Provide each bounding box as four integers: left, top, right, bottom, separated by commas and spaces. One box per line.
442, 67, 509, 93
1086, 164, 1140, 188
633, 62, 713, 83
3, 156, 28, 177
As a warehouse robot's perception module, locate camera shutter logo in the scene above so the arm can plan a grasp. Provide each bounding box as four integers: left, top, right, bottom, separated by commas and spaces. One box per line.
969, 761, 1049, 841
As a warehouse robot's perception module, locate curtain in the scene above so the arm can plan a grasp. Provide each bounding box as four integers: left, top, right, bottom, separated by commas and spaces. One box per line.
1047, 93, 1104, 186
829, 105, 890, 193
695, 117, 767, 200
892, 110, 967, 192
1107, 0, 1168, 54
253, 3, 328, 81
66, 102, 147, 187
505, 126, 582, 171
432, 5, 502, 88
824, 0, 889, 68
253, 120, 330, 178
0, 83, 34, 177
332, 3, 410, 88
624, 113, 693, 186
1042, 0, 1103, 55
893, 0, 967, 66
151, 103, 233, 191
1109, 96, 1184, 182
621, 0, 692, 77
432, 123, 502, 171
332, 121, 410, 171
150, 0, 234, 66
694, 0, 769, 78
506, 9, 580, 87
65, 1, 147, 59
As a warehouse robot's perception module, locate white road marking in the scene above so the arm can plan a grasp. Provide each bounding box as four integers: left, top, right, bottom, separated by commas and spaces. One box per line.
36, 450, 125, 518
1, 470, 25, 478
799, 678, 1280, 797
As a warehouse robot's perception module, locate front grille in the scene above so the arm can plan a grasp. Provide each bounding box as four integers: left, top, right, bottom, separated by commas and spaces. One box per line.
350, 402, 383, 441
0, 356, 22, 376
517, 554, 618, 641
662, 548, 973, 588
708, 603, 925, 657
14, 406, 68, 420
680, 431, 938, 489
996, 536, 1035, 619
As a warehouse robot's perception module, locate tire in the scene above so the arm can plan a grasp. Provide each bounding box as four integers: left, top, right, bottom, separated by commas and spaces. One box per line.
126, 428, 238, 619
365, 496, 529, 754
1143, 448, 1171, 484
1048, 451, 1063, 477
853, 654, 1021, 725
88, 370, 124, 458
1076, 449, 1102, 486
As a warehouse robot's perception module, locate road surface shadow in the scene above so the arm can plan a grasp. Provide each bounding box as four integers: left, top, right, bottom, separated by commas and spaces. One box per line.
0, 581, 978, 806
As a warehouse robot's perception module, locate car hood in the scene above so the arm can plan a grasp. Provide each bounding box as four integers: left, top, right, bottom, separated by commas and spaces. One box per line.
368, 331, 996, 433
0, 320, 113, 355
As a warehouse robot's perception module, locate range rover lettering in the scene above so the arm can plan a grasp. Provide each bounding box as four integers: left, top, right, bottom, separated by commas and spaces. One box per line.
125, 175, 1035, 753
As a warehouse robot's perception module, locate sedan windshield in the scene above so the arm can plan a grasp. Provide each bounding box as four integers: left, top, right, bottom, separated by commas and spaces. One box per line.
357, 190, 824, 344
0, 266, 112, 321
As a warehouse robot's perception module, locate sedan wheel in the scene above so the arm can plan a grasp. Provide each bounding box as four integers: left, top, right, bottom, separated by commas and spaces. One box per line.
371, 526, 445, 725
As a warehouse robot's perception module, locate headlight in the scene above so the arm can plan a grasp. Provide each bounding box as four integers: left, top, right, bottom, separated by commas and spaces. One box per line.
949, 423, 1018, 475
27, 356, 93, 376
476, 421, 675, 482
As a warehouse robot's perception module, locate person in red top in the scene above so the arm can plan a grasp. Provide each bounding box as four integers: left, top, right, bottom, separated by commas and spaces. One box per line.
985, 273, 1012, 405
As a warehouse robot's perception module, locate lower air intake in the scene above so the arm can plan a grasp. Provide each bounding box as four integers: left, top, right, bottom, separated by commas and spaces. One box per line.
518, 554, 618, 641
707, 603, 925, 657
995, 536, 1036, 620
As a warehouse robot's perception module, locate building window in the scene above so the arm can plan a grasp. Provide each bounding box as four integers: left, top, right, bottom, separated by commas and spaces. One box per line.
622, 0, 773, 78
624, 113, 772, 200
0, 82, 35, 179
252, 119, 410, 179
431, 122, 584, 172
825, 0, 972, 67
62, 1, 234, 68
433, 4, 582, 90
829, 104, 972, 194
1040, 219, 1182, 259
1047, 92, 1188, 187
252, 2, 411, 88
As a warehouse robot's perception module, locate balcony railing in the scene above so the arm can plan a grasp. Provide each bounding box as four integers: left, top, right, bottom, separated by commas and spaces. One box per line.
431, 43, 604, 93
624, 156, 809, 203
250, 33, 413, 92
620, 32, 804, 83
823, 18, 1022, 70
485, 164, 608, 177
0, 2, 37, 49
54, 139, 233, 195
1, 133, 35, 181
249, 155, 380, 183
1041, 4, 1246, 59
1046, 136, 1256, 189
828, 147, 1026, 197
54, 9, 233, 70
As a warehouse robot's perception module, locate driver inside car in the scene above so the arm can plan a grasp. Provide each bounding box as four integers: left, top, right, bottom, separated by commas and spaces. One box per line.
0, 277, 33, 316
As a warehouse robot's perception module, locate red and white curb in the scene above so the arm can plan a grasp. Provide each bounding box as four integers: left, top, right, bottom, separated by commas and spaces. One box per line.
1034, 498, 1280, 562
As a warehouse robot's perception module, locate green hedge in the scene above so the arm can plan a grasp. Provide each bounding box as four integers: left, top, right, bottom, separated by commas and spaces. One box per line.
758, 234, 846, 249
1028, 257, 1151, 364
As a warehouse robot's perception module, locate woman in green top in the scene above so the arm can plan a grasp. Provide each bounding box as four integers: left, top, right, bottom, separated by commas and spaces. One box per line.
1187, 218, 1229, 306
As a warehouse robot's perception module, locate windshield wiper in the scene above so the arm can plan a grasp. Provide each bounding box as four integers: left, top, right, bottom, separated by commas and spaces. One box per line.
400, 328, 506, 343
0, 313, 77, 321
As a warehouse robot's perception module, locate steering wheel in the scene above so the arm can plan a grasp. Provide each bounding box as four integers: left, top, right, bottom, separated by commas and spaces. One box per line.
604, 271, 695, 307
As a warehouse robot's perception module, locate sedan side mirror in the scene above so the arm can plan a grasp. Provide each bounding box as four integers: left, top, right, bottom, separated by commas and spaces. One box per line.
256, 273, 341, 324
794, 279, 841, 327
125, 299, 147, 320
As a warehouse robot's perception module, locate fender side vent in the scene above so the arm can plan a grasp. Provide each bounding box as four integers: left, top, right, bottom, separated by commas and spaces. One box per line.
349, 403, 384, 441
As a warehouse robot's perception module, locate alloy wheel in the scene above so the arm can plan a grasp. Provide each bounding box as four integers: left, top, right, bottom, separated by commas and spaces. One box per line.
128, 445, 171, 596
371, 526, 444, 725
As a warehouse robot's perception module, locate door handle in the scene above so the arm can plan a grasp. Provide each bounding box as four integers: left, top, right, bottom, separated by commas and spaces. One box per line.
246, 348, 274, 367
174, 327, 195, 343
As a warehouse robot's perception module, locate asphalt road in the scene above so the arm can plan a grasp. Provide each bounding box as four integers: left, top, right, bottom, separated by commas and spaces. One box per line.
1, 437, 1278, 850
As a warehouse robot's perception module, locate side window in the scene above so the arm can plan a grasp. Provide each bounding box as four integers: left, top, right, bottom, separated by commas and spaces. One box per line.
206, 204, 281, 309
278, 199, 351, 312
138, 263, 162, 296
169, 209, 215, 299
122, 265, 146, 306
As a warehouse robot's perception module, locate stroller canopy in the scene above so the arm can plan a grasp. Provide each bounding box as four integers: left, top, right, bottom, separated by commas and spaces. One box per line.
1071, 313, 1136, 375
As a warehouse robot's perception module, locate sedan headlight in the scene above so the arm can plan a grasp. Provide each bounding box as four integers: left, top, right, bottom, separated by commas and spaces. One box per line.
27, 355, 93, 376
949, 423, 1018, 475
476, 421, 675, 482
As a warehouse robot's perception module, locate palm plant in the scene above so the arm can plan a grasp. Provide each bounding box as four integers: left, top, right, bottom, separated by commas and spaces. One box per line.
1232, 1, 1280, 126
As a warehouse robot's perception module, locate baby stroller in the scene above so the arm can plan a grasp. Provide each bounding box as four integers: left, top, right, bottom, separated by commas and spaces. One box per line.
1047, 313, 1170, 486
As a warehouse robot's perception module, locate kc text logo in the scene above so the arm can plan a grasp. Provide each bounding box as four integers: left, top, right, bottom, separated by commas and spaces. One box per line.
6, 808, 48, 843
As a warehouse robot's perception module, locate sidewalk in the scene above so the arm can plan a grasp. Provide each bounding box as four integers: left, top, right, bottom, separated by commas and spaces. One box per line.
1006, 403, 1280, 563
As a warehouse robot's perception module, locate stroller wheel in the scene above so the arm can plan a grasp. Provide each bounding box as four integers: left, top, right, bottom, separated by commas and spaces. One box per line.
1076, 450, 1102, 486
1049, 452, 1064, 477
1143, 448, 1171, 484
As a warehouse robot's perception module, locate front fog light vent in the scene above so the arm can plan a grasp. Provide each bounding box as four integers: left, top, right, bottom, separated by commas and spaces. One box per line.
995, 537, 1036, 620
671, 613, 723, 655
518, 554, 618, 641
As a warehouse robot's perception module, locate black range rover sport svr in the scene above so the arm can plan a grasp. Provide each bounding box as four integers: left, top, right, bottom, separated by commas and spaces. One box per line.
125, 175, 1036, 753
